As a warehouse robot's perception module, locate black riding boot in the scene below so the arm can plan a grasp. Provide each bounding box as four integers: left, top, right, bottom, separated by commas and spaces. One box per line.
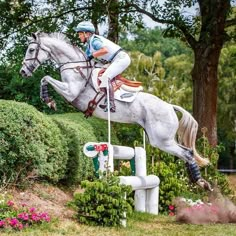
99, 80, 116, 112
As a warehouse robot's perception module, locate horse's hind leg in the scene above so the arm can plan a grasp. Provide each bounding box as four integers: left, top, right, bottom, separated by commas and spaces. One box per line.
148, 135, 213, 191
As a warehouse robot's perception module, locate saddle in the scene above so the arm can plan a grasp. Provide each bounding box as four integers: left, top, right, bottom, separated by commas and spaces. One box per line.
83, 68, 143, 118
97, 68, 142, 92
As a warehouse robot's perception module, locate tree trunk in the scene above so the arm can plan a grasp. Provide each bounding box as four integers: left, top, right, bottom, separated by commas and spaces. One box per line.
106, 0, 119, 43
191, 0, 231, 147
192, 45, 221, 146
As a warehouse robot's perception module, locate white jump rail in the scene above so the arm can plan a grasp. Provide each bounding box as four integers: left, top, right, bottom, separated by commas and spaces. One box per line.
119, 175, 160, 214
83, 142, 160, 215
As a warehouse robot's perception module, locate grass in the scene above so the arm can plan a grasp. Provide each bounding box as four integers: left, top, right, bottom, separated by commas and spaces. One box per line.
1, 212, 236, 236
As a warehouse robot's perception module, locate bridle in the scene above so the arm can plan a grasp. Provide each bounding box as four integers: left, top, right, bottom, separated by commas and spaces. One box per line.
23, 40, 51, 74
24, 36, 103, 117
24, 38, 94, 86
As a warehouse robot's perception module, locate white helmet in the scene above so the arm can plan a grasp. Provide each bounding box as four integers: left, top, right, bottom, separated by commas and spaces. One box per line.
74, 21, 95, 33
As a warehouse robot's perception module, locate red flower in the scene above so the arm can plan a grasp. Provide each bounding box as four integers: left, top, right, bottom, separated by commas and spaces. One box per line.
169, 212, 175, 216
169, 205, 175, 211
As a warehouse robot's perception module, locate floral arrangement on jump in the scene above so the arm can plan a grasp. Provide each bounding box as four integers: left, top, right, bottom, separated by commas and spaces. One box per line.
0, 192, 51, 231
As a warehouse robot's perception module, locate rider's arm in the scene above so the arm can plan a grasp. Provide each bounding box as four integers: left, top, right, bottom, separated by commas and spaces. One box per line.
91, 37, 108, 58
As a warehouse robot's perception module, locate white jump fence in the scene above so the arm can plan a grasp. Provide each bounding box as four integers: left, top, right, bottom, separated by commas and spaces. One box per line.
83, 142, 160, 215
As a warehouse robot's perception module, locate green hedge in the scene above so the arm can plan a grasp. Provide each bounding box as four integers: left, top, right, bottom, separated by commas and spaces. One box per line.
52, 113, 120, 184
52, 117, 95, 185
0, 100, 119, 187
0, 100, 68, 185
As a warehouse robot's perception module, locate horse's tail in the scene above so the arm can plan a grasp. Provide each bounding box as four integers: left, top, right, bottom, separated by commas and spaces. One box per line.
172, 105, 210, 167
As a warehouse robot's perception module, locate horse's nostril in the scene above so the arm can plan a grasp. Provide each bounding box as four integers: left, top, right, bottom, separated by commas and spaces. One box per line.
20, 69, 27, 77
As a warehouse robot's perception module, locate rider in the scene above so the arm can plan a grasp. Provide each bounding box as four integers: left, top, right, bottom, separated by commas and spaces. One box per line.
74, 21, 131, 112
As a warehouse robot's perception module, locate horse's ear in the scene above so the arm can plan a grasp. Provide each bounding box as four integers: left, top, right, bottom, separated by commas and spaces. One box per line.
32, 32, 38, 40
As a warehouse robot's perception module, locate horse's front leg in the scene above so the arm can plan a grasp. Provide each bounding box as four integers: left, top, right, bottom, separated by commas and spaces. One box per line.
40, 75, 69, 110
40, 78, 56, 110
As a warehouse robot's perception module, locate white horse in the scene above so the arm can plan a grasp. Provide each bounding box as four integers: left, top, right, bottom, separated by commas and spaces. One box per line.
20, 32, 212, 191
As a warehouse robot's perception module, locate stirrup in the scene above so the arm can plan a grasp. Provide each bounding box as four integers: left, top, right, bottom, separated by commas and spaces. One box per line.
99, 102, 116, 112
99, 98, 107, 110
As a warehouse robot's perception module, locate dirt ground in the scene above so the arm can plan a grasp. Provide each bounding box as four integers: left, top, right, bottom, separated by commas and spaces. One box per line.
175, 174, 236, 224
8, 183, 79, 220
6, 175, 236, 222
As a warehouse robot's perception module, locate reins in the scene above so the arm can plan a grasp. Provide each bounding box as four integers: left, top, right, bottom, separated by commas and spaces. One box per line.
25, 35, 104, 118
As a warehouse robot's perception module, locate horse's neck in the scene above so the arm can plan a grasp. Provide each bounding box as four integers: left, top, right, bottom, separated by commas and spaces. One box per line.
42, 37, 84, 64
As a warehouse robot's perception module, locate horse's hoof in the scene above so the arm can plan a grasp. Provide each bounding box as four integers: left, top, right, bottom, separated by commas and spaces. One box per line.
47, 100, 57, 111
196, 178, 213, 192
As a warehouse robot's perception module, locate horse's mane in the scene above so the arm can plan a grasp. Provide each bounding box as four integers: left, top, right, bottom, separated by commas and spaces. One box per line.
40, 32, 71, 44
39, 32, 86, 58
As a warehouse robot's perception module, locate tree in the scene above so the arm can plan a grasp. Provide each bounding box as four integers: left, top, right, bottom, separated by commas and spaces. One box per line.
0, 0, 235, 146
217, 43, 236, 169
127, 0, 236, 146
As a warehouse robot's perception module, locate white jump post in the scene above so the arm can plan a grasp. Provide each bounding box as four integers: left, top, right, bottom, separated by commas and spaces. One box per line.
119, 175, 160, 214
83, 143, 160, 215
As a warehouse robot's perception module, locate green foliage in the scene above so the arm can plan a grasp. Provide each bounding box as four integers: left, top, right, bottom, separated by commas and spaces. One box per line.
74, 175, 133, 227
51, 112, 120, 185
53, 113, 120, 144
0, 99, 121, 187
52, 116, 96, 185
0, 62, 75, 114
120, 27, 191, 58
217, 43, 236, 169
145, 134, 233, 213
196, 135, 232, 196
0, 100, 68, 186
148, 147, 189, 213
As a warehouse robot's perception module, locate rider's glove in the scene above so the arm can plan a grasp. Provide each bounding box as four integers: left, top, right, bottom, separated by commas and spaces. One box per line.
87, 54, 94, 61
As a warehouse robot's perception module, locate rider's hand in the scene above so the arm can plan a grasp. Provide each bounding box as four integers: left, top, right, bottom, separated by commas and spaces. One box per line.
87, 54, 94, 61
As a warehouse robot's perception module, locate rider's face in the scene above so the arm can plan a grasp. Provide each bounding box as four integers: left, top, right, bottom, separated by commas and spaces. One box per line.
78, 32, 90, 43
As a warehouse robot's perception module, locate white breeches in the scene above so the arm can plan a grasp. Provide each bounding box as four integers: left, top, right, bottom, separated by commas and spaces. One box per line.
99, 51, 131, 88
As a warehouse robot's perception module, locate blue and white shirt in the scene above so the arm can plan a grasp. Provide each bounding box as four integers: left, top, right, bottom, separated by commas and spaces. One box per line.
86, 34, 121, 62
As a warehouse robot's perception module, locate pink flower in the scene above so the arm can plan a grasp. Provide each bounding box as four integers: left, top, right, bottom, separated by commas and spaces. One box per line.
31, 213, 41, 222
0, 220, 5, 228
7, 200, 14, 207
18, 212, 29, 221
169, 205, 175, 211
17, 223, 24, 230
30, 207, 36, 213
9, 218, 19, 227
39, 212, 51, 222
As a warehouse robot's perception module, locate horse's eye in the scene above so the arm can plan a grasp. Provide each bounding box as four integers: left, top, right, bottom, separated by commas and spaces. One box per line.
29, 48, 35, 53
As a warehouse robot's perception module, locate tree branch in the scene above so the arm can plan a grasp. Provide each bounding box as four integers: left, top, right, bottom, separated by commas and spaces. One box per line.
0, 6, 92, 41
127, 3, 197, 49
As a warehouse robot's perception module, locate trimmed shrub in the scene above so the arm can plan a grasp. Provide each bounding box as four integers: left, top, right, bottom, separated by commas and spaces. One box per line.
52, 117, 96, 185
0, 100, 120, 187
52, 113, 121, 184
0, 100, 68, 186
54, 113, 120, 144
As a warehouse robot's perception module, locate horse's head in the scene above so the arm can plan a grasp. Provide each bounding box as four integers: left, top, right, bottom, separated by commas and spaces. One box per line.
20, 32, 51, 77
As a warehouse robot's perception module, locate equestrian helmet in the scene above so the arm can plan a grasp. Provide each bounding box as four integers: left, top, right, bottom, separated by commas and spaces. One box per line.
74, 21, 95, 33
